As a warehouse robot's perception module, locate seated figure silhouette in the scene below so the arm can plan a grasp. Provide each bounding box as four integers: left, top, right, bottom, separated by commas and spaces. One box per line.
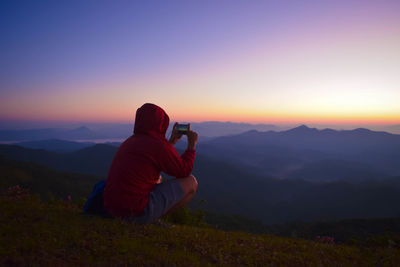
103, 103, 198, 223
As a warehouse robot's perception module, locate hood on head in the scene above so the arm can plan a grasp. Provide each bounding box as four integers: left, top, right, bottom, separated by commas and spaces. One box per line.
133, 103, 170, 139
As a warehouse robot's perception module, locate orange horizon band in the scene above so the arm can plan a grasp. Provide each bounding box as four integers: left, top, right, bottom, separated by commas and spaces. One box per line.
1, 114, 399, 125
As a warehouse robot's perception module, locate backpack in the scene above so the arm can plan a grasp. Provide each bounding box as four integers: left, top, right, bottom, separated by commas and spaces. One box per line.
83, 180, 108, 217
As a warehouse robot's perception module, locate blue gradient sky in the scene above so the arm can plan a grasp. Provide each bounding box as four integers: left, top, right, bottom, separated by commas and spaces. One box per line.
1, 0, 399, 127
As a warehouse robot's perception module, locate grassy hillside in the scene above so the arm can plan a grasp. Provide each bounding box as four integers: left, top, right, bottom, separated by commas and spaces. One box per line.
1, 188, 400, 266
0, 144, 116, 176
0, 157, 101, 201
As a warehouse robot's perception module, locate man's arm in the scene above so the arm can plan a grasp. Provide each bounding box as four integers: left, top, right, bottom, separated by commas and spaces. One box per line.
159, 142, 196, 178
160, 123, 198, 178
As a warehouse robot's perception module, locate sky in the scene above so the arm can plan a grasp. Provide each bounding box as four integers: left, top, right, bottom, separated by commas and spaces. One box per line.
1, 0, 400, 129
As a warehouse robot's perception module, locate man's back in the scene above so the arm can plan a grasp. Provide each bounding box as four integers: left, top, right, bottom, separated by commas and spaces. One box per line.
104, 134, 166, 217
103, 103, 196, 218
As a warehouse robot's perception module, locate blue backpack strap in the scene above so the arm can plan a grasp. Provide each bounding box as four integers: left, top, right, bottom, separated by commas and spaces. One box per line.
83, 180, 107, 215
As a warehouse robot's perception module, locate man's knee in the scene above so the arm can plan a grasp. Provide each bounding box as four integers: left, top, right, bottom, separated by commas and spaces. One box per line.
189, 174, 198, 193
178, 174, 198, 195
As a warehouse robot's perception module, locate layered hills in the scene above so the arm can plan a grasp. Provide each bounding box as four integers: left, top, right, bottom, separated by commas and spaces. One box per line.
199, 125, 400, 180
1, 139, 400, 224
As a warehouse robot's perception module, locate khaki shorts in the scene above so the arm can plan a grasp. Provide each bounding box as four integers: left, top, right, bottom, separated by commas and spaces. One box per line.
128, 179, 185, 224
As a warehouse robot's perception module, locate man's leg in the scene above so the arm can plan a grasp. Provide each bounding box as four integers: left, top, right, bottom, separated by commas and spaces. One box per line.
164, 174, 198, 216
132, 174, 198, 224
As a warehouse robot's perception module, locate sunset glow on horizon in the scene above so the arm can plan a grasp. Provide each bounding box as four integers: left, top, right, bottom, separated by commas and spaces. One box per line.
1, 0, 400, 128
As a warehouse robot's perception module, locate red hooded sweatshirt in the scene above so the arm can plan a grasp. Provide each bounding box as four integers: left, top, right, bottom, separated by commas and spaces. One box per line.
103, 103, 196, 218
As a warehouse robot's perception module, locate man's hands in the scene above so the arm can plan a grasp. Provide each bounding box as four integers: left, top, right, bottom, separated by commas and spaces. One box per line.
168, 122, 183, 145
186, 124, 198, 150
168, 122, 198, 150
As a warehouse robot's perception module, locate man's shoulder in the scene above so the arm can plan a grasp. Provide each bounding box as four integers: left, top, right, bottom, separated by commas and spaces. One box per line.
125, 134, 169, 149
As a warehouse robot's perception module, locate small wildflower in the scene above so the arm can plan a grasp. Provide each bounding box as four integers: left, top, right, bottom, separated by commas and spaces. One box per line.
4, 185, 30, 200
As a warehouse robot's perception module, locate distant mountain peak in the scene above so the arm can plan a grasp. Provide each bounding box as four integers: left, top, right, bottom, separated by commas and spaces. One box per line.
286, 125, 318, 134
293, 124, 311, 130
353, 128, 371, 133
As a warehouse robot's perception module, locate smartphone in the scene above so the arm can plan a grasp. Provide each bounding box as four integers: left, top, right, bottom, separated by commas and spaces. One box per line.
176, 123, 189, 134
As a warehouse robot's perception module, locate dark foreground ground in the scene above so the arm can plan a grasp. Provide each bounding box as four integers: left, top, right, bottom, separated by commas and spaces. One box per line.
1, 189, 400, 266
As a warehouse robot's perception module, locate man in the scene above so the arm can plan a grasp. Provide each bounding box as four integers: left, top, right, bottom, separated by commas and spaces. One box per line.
103, 103, 198, 224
